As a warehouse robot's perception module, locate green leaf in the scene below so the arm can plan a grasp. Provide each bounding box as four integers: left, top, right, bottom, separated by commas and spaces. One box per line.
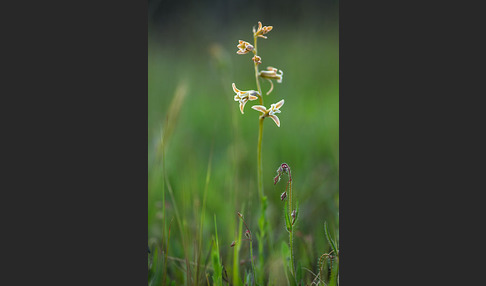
148, 246, 163, 286
258, 196, 268, 233
281, 242, 296, 286
286, 267, 297, 286
245, 271, 252, 286
211, 215, 223, 286
324, 221, 338, 255
329, 256, 339, 286
233, 205, 245, 286
294, 201, 299, 223
296, 261, 303, 285
281, 241, 290, 262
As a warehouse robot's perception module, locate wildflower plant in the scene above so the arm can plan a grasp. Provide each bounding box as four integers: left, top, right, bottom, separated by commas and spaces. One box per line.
274, 163, 299, 279
231, 20, 285, 284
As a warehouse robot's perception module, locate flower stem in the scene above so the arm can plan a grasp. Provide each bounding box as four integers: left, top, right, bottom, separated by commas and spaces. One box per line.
254, 33, 267, 285
279, 163, 297, 277
288, 171, 292, 221
253, 34, 263, 105
254, 33, 264, 200
257, 117, 264, 199
256, 117, 265, 285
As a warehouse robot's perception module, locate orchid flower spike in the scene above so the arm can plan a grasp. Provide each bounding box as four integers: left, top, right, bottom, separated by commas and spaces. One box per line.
232, 83, 259, 114
236, 40, 254, 55
251, 99, 285, 127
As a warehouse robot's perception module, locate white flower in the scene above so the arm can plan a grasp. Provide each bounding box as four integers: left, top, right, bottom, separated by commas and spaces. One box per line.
236, 40, 254, 55
251, 99, 285, 127
232, 83, 259, 114
259, 66, 283, 83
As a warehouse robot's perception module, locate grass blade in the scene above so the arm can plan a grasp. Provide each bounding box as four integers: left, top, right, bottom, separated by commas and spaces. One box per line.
212, 215, 223, 286
324, 222, 338, 255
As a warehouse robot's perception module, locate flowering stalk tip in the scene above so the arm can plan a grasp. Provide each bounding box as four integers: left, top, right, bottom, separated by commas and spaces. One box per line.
254, 21, 273, 39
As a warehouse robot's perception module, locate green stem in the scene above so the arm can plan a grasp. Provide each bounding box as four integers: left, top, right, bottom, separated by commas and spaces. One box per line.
257, 117, 264, 199
254, 29, 266, 286
289, 229, 294, 277
249, 240, 256, 286
288, 177, 292, 222
288, 177, 294, 277
253, 34, 263, 105
256, 117, 265, 285
254, 32, 264, 199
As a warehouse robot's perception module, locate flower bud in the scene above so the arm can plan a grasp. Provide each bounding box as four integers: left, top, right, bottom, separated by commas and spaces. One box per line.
252, 55, 262, 65
281, 163, 289, 174
245, 229, 251, 238
280, 192, 287, 201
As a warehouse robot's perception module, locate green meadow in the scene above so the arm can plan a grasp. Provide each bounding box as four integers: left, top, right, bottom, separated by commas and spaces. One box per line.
148, 20, 339, 285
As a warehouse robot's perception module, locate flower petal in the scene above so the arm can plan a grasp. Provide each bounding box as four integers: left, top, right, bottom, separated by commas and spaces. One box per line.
232, 83, 239, 94
239, 100, 246, 114
269, 114, 280, 127
277, 70, 283, 83
248, 94, 258, 101
251, 105, 267, 113
266, 79, 274, 95
275, 99, 284, 109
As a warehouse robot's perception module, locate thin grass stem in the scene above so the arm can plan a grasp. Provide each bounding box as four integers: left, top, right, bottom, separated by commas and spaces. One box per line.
288, 168, 295, 277
249, 240, 256, 286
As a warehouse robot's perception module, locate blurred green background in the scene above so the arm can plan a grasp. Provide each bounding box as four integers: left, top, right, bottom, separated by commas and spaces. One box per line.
148, 0, 338, 284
